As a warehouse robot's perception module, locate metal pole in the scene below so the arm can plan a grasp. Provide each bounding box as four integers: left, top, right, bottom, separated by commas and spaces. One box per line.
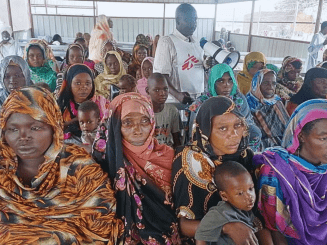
6, 0, 13, 31
212, 3, 218, 41
27, 0, 34, 37
314, 0, 324, 33
162, 3, 166, 36
93, 0, 96, 27
247, 0, 255, 52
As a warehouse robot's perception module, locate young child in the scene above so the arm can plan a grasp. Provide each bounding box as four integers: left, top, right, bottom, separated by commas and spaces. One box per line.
146, 73, 181, 148
195, 161, 262, 245
117, 74, 137, 94
77, 101, 101, 152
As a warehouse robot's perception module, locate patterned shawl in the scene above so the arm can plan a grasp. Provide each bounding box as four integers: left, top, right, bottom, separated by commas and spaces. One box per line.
276, 57, 303, 101
128, 44, 149, 78
24, 40, 57, 92
136, 56, 154, 97
254, 99, 327, 245
237, 51, 266, 95
89, 15, 114, 63
0, 86, 123, 244
93, 92, 179, 244
94, 51, 126, 99
0, 55, 32, 105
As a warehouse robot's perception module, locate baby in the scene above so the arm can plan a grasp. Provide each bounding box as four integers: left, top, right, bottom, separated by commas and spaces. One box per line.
195, 161, 261, 245
78, 101, 100, 152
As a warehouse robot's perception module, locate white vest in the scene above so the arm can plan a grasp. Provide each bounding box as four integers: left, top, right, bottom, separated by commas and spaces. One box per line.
169, 34, 204, 95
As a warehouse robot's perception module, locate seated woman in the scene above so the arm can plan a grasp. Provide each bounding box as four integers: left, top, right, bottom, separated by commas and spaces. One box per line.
128, 43, 149, 78
0, 55, 32, 106
188, 64, 262, 151
94, 51, 126, 100
57, 64, 109, 145
237, 51, 266, 95
0, 86, 122, 244
173, 96, 267, 244
136, 57, 153, 97
246, 69, 289, 150
287, 67, 327, 115
93, 93, 180, 244
24, 39, 58, 92
276, 57, 303, 102
254, 99, 327, 245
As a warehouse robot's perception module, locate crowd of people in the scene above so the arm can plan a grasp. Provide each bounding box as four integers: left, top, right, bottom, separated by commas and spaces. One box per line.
0, 3, 327, 245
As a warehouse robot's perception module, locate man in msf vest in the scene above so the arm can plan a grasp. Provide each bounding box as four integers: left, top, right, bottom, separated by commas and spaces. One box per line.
153, 3, 205, 104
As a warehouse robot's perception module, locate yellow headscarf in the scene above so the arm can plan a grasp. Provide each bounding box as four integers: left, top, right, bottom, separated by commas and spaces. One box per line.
94, 50, 126, 99
237, 51, 266, 95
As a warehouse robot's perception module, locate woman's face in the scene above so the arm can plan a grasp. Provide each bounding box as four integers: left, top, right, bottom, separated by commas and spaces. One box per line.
136, 47, 147, 63
312, 78, 327, 98
3, 65, 26, 93
299, 119, 327, 165
68, 47, 84, 65
105, 54, 120, 75
28, 46, 44, 68
286, 69, 301, 81
4, 113, 53, 162
248, 62, 264, 77
121, 112, 152, 146
260, 72, 277, 99
136, 68, 142, 81
71, 73, 93, 103
142, 60, 153, 79
209, 113, 245, 156
215, 72, 233, 97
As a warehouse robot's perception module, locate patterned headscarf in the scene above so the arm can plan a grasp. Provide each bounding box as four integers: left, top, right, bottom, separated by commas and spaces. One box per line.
208, 63, 237, 97
0, 87, 63, 171
246, 69, 281, 111
65, 43, 85, 65
0, 55, 32, 105
132, 44, 149, 66
277, 57, 302, 82
94, 51, 126, 98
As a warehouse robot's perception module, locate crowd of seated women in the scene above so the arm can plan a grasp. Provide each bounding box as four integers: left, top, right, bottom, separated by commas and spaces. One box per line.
0, 12, 327, 245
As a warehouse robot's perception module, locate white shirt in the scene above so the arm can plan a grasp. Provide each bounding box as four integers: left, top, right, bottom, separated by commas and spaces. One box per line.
306, 32, 326, 71
0, 39, 23, 63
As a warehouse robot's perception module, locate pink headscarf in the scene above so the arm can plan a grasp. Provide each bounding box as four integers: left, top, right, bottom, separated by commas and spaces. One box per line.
136, 57, 154, 97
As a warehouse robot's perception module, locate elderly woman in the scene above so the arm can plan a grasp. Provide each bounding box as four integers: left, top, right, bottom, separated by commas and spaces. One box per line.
57, 64, 109, 144
94, 51, 126, 100
173, 96, 269, 244
287, 67, 327, 115
24, 39, 58, 92
93, 93, 180, 244
0, 55, 32, 106
237, 51, 267, 95
188, 63, 262, 151
0, 86, 122, 244
246, 69, 289, 150
254, 99, 327, 245
276, 57, 303, 101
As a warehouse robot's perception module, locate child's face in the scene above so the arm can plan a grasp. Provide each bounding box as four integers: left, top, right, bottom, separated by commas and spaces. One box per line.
118, 79, 135, 94
142, 60, 153, 79
146, 78, 168, 105
136, 68, 142, 81
105, 55, 120, 75
78, 110, 100, 133
219, 172, 256, 211
68, 47, 84, 65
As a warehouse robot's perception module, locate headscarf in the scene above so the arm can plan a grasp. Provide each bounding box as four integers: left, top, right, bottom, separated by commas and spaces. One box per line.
136, 56, 153, 97
254, 99, 327, 245
89, 15, 114, 63
277, 57, 302, 82
290, 67, 327, 105
0, 86, 123, 244
266, 63, 280, 74
0, 26, 12, 37
316, 60, 327, 69
92, 93, 177, 244
246, 69, 280, 112
0, 55, 32, 105
132, 43, 149, 66
65, 43, 85, 66
237, 51, 266, 94
24, 40, 57, 91
208, 63, 237, 97
94, 51, 126, 99
193, 96, 249, 161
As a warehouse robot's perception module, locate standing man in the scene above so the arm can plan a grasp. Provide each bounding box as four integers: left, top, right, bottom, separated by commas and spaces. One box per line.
0, 26, 23, 62
307, 21, 327, 71
153, 3, 206, 104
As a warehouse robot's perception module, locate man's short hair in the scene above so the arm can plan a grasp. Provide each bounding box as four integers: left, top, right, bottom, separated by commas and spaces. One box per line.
321, 21, 327, 31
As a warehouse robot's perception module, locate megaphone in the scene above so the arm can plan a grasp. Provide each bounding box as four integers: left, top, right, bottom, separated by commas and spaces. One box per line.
200, 38, 240, 69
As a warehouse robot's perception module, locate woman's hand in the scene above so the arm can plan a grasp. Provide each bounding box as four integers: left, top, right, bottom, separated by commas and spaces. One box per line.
223, 222, 259, 245
179, 217, 201, 238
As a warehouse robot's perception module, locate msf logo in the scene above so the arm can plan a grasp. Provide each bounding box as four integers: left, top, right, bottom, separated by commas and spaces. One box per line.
182, 54, 199, 70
